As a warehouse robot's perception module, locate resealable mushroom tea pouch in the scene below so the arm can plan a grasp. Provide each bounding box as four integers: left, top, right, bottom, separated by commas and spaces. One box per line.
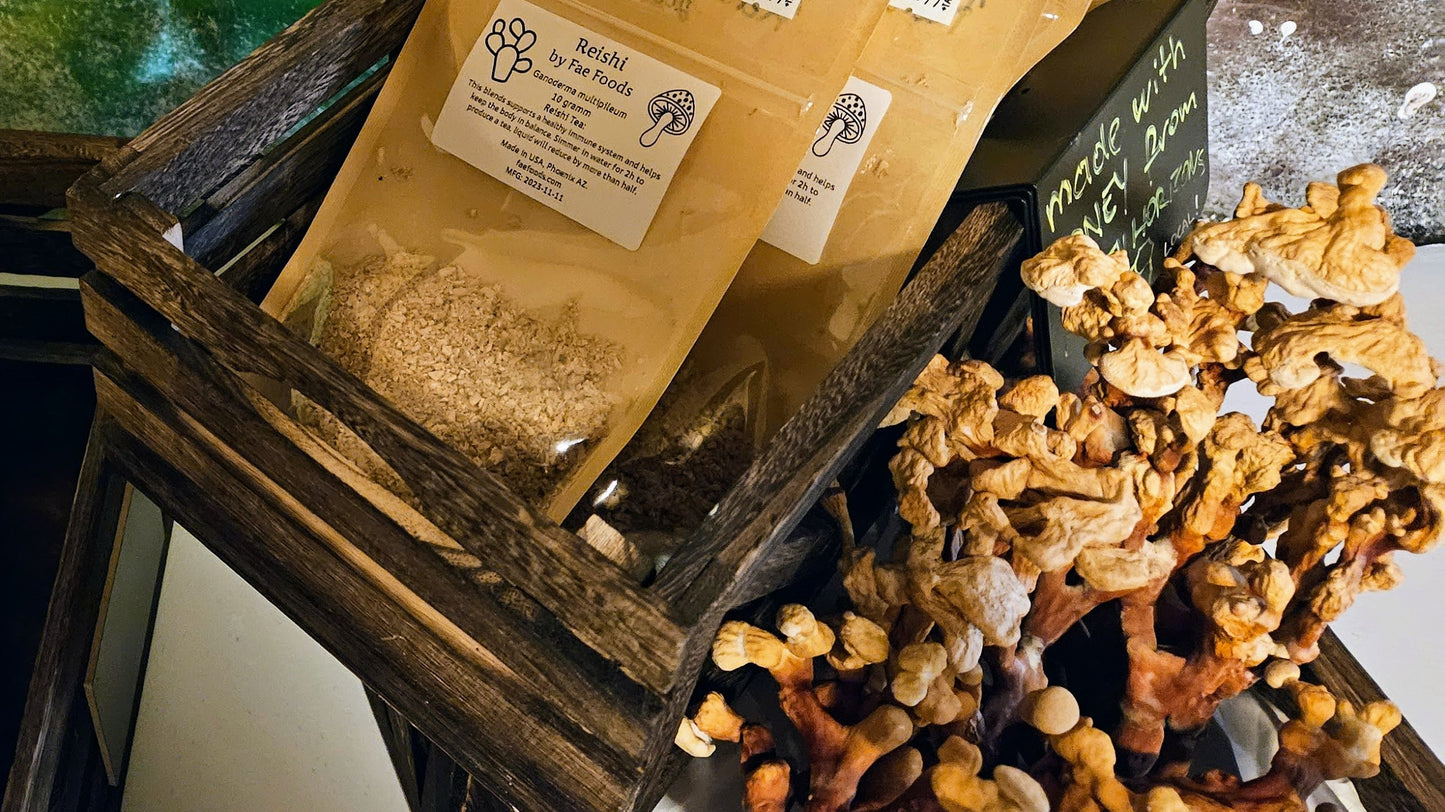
262, 0, 890, 520
573, 0, 1093, 534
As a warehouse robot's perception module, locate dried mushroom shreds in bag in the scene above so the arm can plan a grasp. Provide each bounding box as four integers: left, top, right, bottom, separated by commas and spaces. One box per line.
574, 0, 1092, 534
264, 0, 890, 519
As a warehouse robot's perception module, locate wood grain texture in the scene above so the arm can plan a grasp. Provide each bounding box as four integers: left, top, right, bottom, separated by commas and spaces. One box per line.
1309, 631, 1445, 811
214, 197, 324, 304
0, 129, 118, 368
181, 66, 386, 271
97, 0, 423, 212
3, 417, 126, 812
69, 182, 685, 696
91, 365, 644, 811
0, 131, 124, 210
411, 738, 517, 812
81, 272, 661, 760
43, 714, 119, 812
419, 742, 472, 812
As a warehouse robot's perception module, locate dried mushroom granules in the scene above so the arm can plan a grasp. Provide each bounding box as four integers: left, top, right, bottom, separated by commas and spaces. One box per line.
304, 250, 622, 505
571, 397, 753, 537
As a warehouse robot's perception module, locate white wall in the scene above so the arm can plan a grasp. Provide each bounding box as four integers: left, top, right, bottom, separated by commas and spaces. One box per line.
121, 527, 409, 812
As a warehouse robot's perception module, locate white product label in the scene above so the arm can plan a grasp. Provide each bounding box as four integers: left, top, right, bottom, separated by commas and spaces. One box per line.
752, 0, 802, 19
432, 0, 721, 250
888, 0, 959, 26
760, 76, 892, 264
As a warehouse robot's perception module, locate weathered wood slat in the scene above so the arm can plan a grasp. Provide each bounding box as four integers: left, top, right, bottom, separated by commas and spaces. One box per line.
69, 182, 686, 696
44, 711, 118, 812
419, 742, 472, 812
0, 131, 114, 278
98, 0, 423, 211
3, 417, 127, 812
80, 270, 659, 759
181, 66, 387, 270
214, 197, 324, 304
0, 131, 124, 210
1309, 631, 1445, 811
92, 364, 640, 811
0, 340, 96, 367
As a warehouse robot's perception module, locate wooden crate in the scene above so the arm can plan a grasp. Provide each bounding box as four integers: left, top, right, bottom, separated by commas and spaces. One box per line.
63, 0, 1024, 807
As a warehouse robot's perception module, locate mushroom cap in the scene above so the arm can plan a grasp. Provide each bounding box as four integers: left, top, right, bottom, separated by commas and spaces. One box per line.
933, 555, 1031, 645
712, 620, 785, 671
1249, 306, 1436, 398
776, 603, 835, 659
896, 641, 948, 675
937, 736, 983, 774
1097, 339, 1192, 399
1073, 540, 1175, 592
1187, 163, 1413, 307
838, 611, 891, 664
1264, 659, 1302, 689
854, 705, 914, 754
1025, 686, 1081, 736
999, 375, 1060, 419
648, 88, 696, 133
692, 692, 744, 742
823, 92, 868, 143
1021, 233, 1131, 308
1370, 389, 1445, 483
1144, 787, 1193, 812
992, 765, 1049, 812
893, 642, 948, 706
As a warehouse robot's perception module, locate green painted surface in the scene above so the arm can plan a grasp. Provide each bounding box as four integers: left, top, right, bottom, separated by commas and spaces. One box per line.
0, 0, 321, 136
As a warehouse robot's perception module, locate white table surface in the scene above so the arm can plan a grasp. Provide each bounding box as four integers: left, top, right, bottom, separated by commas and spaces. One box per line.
120, 528, 409, 812
120, 245, 1445, 811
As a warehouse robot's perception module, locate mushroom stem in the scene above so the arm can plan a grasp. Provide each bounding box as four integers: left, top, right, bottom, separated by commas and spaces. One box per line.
812, 117, 849, 157
979, 639, 1048, 753
640, 111, 675, 147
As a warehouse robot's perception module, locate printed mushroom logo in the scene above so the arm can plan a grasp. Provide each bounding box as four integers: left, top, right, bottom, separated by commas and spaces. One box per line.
639, 89, 696, 148
812, 93, 867, 157
484, 18, 536, 83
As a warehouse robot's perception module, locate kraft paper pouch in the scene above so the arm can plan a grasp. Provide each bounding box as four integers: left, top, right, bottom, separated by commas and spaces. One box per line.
572, 0, 1092, 534
263, 0, 889, 520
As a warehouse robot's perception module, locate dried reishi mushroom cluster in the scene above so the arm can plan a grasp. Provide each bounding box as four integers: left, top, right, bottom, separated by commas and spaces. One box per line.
681, 165, 1439, 811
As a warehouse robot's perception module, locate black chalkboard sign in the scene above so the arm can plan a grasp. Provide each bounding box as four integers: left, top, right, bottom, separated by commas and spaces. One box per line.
935, 0, 1213, 389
